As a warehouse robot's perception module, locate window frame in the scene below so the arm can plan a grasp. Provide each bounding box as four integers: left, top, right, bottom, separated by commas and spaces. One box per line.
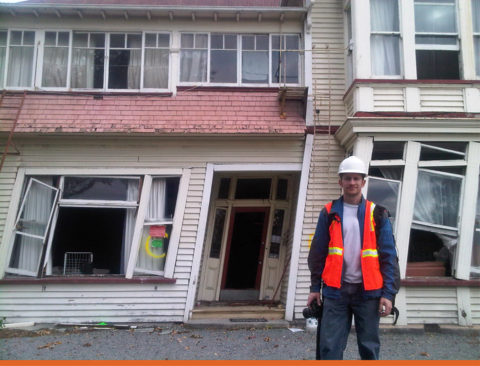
414, 0, 460, 51
2, 168, 189, 280
178, 32, 302, 87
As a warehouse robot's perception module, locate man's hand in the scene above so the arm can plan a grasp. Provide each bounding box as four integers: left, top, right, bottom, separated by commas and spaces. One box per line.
307, 292, 321, 309
378, 297, 392, 317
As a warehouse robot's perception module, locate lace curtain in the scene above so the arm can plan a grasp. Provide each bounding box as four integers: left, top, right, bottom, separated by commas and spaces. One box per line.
144, 49, 169, 88
7, 46, 34, 87
42, 47, 69, 87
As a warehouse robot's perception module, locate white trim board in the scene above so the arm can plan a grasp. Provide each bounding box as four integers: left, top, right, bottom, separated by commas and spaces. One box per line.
213, 164, 302, 172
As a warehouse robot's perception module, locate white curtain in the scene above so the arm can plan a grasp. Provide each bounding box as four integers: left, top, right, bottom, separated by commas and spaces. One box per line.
7, 46, 34, 87
413, 170, 462, 228
42, 47, 68, 87
136, 178, 167, 272
121, 180, 139, 274
13, 177, 54, 273
127, 49, 141, 89
144, 49, 169, 88
180, 50, 207, 82
370, 0, 401, 75
71, 49, 96, 88
242, 51, 269, 83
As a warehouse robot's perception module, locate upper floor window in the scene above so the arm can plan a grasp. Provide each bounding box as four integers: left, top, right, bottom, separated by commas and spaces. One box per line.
370, 0, 401, 76
180, 33, 301, 86
0, 31, 6, 87
473, 0, 480, 77
414, 0, 459, 79
2, 30, 171, 91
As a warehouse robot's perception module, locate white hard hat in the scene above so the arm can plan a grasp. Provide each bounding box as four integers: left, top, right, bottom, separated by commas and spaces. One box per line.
338, 156, 367, 175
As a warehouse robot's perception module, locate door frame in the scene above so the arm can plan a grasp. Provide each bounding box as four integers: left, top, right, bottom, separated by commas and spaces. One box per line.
220, 206, 270, 291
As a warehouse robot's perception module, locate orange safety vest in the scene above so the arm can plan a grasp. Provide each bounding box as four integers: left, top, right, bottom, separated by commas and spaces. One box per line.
321, 200, 384, 290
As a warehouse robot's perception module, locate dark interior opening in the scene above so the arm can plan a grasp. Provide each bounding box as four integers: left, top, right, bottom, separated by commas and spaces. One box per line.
407, 229, 451, 276
51, 207, 126, 275
108, 50, 130, 89
224, 211, 265, 289
416, 50, 459, 80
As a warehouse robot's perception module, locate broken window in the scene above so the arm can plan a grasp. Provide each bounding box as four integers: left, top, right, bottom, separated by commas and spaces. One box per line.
5, 174, 182, 278
135, 177, 180, 275
276, 179, 289, 200
414, 0, 460, 79
7, 30, 35, 87
420, 142, 466, 161
269, 209, 286, 258
7, 178, 59, 276
42, 31, 70, 88
217, 178, 231, 199
367, 176, 401, 229
209, 208, 227, 259
471, 185, 480, 278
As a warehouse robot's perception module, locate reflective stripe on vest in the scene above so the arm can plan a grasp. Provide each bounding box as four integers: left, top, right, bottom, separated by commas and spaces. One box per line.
322, 200, 384, 290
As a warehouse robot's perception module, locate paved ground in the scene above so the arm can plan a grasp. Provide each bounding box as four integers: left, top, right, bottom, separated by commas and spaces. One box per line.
1, 323, 479, 360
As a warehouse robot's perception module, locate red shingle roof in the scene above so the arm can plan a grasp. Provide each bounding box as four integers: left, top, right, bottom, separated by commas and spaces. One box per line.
0, 90, 305, 135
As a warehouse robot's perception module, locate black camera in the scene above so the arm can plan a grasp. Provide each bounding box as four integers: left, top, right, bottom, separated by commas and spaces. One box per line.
303, 298, 323, 319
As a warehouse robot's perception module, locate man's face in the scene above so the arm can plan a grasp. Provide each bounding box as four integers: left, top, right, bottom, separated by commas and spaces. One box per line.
338, 173, 366, 198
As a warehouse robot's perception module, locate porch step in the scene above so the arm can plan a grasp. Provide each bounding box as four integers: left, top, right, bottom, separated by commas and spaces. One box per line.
191, 305, 285, 320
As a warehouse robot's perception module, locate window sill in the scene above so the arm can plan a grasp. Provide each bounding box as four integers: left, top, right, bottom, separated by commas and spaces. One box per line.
0, 276, 176, 285
401, 278, 480, 287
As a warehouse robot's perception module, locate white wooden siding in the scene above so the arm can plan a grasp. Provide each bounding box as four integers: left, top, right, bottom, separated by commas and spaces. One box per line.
311, 0, 346, 127
294, 134, 344, 319
420, 89, 465, 112
0, 135, 304, 323
471, 287, 480, 325
373, 88, 405, 112
405, 287, 458, 325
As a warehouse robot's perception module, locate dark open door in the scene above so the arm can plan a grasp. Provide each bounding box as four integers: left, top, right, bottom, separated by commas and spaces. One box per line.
220, 207, 270, 301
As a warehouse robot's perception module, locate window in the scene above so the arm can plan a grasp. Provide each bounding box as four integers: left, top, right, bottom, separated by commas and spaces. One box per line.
108, 33, 142, 89
471, 185, 480, 278
42, 31, 70, 88
71, 32, 105, 89
179, 33, 301, 86
367, 176, 401, 229
242, 35, 269, 84
0, 31, 7, 88
271, 35, 300, 84
370, 0, 401, 76
180, 33, 208, 82
235, 178, 272, 199
5, 174, 183, 278
473, 0, 480, 76
414, 0, 459, 79
346, 6, 354, 85
7, 30, 35, 87
269, 209, 286, 258
211, 34, 237, 83
209, 208, 227, 259
144, 33, 170, 89
1, 30, 171, 91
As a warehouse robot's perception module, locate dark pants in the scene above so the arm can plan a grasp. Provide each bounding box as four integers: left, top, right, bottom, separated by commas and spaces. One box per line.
319, 282, 381, 360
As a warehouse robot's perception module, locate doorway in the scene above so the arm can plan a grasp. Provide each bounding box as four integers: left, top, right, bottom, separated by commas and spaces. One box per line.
219, 207, 270, 301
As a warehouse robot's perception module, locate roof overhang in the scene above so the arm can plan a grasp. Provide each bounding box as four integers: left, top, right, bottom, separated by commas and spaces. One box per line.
0, 3, 307, 22
335, 118, 480, 149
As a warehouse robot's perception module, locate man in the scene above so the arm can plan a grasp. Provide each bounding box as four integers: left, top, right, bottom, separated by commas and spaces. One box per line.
307, 156, 399, 360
